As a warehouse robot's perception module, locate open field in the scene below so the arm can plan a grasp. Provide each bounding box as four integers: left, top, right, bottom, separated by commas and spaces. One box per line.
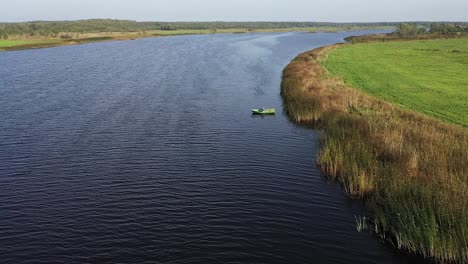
345, 33, 468, 43
324, 39, 468, 127
281, 42, 468, 262
0, 39, 62, 48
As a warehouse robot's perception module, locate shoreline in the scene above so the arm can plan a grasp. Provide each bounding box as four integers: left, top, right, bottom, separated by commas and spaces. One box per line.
281, 43, 467, 262
345, 32, 468, 43
0, 27, 392, 52
0, 35, 154, 52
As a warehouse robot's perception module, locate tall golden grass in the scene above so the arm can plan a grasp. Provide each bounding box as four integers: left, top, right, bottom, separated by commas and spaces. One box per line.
281, 45, 468, 263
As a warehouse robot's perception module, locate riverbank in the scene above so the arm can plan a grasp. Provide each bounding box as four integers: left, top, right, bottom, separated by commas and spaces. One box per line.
281, 43, 467, 262
345, 32, 468, 43
0, 26, 394, 52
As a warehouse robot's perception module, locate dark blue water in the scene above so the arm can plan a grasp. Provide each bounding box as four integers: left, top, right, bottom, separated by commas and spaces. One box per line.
0, 31, 422, 263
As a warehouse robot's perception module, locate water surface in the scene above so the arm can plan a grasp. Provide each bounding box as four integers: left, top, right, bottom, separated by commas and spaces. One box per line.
0, 31, 422, 263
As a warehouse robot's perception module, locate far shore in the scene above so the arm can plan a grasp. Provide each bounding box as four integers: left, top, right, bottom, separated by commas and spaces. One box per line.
0, 26, 392, 52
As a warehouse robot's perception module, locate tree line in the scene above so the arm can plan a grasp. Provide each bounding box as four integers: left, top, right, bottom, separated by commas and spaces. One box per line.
396, 23, 468, 37
0, 19, 466, 39
0, 19, 398, 39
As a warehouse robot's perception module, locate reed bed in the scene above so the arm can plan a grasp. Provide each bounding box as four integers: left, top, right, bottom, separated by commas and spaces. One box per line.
281, 45, 468, 263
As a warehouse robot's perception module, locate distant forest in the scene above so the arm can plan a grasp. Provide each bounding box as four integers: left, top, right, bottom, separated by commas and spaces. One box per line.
0, 19, 467, 38
396, 22, 468, 36
0, 20, 395, 37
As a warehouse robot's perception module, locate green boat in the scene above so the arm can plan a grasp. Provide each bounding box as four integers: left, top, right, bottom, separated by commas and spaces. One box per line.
251, 108, 276, 115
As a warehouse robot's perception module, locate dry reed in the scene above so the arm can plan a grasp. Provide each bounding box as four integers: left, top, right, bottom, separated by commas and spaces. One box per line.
281, 45, 468, 263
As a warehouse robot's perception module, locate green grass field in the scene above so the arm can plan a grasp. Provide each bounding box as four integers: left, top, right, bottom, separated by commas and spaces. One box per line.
0, 39, 62, 48
324, 39, 468, 127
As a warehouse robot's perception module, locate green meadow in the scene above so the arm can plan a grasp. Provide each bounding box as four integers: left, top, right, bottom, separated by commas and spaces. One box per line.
0, 39, 62, 47
324, 39, 468, 127
0, 39, 62, 50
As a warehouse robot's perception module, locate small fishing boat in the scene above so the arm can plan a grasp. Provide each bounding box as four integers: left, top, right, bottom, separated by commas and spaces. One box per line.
251, 108, 276, 115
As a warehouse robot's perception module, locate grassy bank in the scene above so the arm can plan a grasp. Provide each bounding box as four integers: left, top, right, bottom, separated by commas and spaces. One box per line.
325, 39, 468, 127
345, 33, 468, 43
0, 39, 63, 50
0, 26, 394, 52
281, 44, 467, 262
0, 31, 162, 51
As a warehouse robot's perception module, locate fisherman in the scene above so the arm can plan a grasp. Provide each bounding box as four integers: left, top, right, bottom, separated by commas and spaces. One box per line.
260, 107, 265, 112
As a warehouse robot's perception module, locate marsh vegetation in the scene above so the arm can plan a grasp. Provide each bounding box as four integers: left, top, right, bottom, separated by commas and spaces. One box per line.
0, 19, 397, 51
281, 42, 468, 263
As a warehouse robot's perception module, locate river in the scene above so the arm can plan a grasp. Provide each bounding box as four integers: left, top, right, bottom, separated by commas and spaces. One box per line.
0, 31, 423, 263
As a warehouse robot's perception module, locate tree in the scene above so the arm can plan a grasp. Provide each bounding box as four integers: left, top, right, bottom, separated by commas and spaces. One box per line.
417, 27, 427, 34
29, 22, 38, 31
430, 23, 463, 35
397, 23, 418, 37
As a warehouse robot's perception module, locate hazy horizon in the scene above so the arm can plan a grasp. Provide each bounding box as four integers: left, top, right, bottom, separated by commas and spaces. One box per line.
2, 18, 468, 23
2, 0, 468, 23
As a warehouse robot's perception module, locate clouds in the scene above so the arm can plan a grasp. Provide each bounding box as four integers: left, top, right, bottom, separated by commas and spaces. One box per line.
1, 0, 467, 22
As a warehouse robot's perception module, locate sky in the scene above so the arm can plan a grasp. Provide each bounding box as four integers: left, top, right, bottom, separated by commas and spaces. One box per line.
1, 0, 467, 22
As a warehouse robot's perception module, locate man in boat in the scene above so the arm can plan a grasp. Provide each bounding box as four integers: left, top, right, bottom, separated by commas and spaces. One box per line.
259, 107, 264, 112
